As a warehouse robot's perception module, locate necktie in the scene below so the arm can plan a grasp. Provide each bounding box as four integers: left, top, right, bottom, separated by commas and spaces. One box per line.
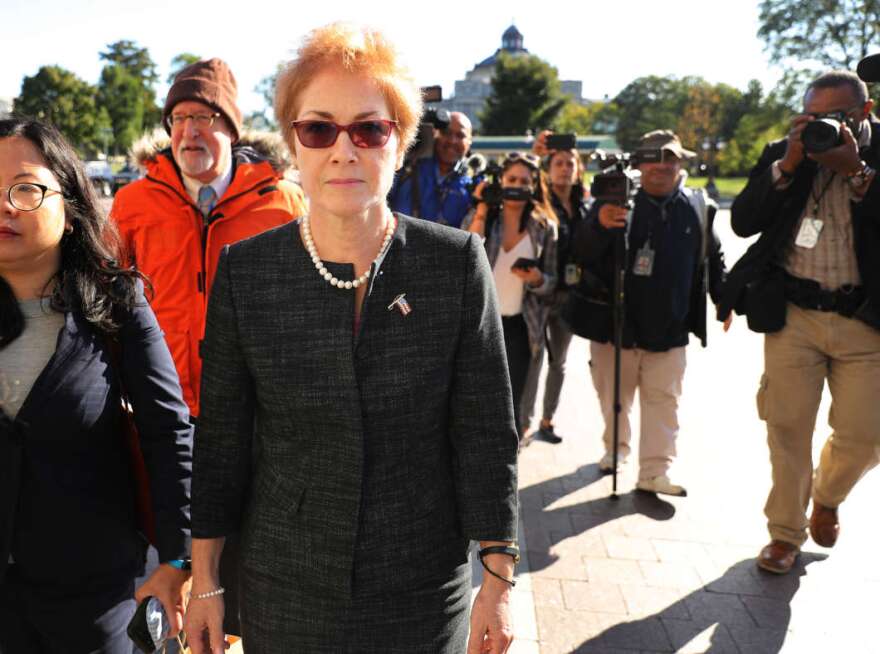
197, 185, 216, 220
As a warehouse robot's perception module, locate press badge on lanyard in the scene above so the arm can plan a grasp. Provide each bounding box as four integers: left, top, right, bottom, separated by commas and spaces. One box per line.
633, 245, 655, 276
794, 217, 824, 249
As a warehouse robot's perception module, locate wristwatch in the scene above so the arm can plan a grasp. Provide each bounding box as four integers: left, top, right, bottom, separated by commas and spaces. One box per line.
167, 558, 192, 571
847, 160, 874, 188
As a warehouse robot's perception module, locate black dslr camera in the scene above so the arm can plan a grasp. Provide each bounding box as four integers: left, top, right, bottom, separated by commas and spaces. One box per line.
474, 160, 533, 207
801, 112, 854, 153
589, 148, 663, 206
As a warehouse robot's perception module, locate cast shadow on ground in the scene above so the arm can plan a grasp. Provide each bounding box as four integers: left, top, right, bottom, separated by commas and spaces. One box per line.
519, 462, 677, 575
571, 554, 826, 653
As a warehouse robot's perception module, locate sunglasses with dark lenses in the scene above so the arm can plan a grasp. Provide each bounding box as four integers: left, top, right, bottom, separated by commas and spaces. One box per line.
290, 119, 398, 148
503, 151, 541, 170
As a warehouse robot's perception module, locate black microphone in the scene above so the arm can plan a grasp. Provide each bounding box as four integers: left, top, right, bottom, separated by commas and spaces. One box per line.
465, 153, 487, 177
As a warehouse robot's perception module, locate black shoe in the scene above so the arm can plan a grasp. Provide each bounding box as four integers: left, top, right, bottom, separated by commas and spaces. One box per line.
537, 424, 563, 444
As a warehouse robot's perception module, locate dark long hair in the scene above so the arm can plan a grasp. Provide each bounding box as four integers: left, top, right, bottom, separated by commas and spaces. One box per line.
545, 148, 586, 209
489, 152, 558, 235
0, 118, 143, 347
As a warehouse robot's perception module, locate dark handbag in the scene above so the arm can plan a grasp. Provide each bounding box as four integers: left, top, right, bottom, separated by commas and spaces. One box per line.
561, 269, 612, 341
743, 266, 787, 333
104, 335, 158, 546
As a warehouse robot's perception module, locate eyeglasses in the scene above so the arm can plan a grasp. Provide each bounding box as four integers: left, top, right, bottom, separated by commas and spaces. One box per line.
502, 151, 541, 170
290, 120, 398, 149
166, 113, 221, 130
1, 183, 63, 211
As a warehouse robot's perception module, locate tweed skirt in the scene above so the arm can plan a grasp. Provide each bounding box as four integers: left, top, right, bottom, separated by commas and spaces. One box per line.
238, 561, 471, 653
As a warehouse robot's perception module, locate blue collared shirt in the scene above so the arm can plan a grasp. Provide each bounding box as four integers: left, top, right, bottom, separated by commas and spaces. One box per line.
389, 157, 473, 228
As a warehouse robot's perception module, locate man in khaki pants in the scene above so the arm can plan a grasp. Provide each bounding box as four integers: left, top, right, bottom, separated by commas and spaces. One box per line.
721, 69, 880, 574
570, 130, 728, 496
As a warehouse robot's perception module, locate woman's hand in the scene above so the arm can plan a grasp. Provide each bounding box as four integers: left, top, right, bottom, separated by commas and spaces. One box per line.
183, 586, 227, 654
511, 265, 543, 287
532, 130, 552, 157
135, 563, 190, 638
468, 574, 514, 654
185, 538, 228, 653
465, 181, 490, 235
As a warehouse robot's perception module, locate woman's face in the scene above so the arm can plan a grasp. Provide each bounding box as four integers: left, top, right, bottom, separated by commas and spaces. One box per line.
549, 150, 578, 188
501, 162, 535, 205
290, 68, 402, 220
501, 162, 535, 189
0, 136, 67, 275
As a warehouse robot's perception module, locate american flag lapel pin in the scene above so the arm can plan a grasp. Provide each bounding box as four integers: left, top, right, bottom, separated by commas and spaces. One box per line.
387, 293, 412, 317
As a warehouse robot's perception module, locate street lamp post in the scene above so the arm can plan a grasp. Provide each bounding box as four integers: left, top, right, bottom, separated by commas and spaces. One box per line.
701, 137, 725, 202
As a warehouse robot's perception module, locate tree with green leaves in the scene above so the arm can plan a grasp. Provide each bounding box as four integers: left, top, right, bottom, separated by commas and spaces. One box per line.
759, 0, 880, 111
758, 0, 880, 70
99, 40, 161, 129
479, 53, 567, 135
97, 65, 144, 155
612, 75, 693, 151
718, 86, 789, 176
254, 63, 285, 128
168, 53, 201, 84
554, 101, 610, 135
13, 66, 102, 154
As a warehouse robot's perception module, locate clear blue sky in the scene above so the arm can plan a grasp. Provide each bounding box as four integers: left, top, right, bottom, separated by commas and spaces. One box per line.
3, 0, 782, 115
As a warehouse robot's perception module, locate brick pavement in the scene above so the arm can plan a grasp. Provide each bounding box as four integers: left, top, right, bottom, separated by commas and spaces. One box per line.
501, 211, 880, 653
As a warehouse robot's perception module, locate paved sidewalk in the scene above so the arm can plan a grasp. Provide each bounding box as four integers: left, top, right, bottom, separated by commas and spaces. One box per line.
506, 211, 880, 653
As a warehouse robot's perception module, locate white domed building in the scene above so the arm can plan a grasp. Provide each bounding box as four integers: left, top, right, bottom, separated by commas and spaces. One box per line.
434, 24, 586, 132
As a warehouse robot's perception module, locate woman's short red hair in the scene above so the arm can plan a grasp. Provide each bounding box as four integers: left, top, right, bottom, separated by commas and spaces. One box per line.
274, 23, 423, 156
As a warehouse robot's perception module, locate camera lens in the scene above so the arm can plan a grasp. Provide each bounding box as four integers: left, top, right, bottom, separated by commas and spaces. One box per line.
802, 119, 841, 153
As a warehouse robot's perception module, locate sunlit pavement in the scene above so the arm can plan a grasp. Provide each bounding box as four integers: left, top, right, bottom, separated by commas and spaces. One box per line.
497, 209, 880, 653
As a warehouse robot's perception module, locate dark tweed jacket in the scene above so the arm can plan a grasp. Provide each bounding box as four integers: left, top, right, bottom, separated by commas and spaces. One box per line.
192, 214, 519, 599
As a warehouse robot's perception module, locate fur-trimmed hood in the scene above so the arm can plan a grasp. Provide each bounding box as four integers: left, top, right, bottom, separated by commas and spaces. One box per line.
129, 127, 294, 174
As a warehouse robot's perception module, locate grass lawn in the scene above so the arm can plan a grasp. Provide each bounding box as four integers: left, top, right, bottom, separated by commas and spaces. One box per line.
686, 176, 748, 200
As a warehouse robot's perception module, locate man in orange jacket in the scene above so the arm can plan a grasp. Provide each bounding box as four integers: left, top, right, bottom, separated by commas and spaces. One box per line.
112, 58, 306, 418
112, 58, 305, 641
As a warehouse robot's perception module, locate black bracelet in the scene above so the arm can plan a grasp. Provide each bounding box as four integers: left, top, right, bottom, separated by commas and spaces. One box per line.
478, 545, 520, 587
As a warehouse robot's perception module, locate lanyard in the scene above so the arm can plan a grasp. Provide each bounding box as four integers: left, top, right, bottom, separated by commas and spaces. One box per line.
810, 171, 837, 215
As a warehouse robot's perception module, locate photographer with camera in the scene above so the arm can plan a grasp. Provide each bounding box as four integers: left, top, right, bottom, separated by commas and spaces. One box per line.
719, 70, 880, 575
462, 152, 558, 437
568, 130, 727, 496
389, 111, 475, 228
518, 131, 591, 444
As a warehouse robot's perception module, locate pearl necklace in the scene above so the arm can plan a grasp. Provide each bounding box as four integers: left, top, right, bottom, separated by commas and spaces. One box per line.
301, 214, 395, 290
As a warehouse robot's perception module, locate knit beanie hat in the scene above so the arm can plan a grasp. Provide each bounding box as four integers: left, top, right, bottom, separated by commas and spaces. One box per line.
163, 58, 242, 142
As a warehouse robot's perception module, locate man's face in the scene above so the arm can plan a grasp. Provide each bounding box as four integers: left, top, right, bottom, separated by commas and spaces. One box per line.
638, 151, 682, 197
169, 100, 234, 183
434, 113, 472, 169
803, 85, 872, 135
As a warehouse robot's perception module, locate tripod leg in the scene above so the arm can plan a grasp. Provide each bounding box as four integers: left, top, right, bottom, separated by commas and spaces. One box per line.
610, 225, 628, 499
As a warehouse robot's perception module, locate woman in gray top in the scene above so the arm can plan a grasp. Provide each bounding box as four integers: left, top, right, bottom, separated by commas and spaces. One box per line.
185, 22, 520, 654
0, 118, 192, 652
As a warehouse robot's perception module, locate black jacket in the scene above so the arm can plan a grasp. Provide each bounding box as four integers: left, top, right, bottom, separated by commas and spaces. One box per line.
192, 216, 519, 602
549, 185, 590, 297
720, 116, 880, 332
0, 284, 192, 589
564, 186, 726, 350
